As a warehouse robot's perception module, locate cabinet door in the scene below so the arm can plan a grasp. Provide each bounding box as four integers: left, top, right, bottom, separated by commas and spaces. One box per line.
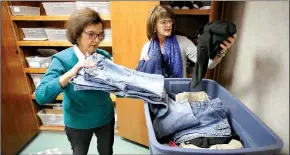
116, 98, 149, 146
110, 1, 159, 146
1, 2, 39, 155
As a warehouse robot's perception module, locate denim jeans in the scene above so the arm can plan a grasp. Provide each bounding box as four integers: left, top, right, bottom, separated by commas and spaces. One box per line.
70, 73, 119, 92
153, 95, 199, 139
70, 53, 168, 117
84, 54, 164, 97
173, 98, 232, 143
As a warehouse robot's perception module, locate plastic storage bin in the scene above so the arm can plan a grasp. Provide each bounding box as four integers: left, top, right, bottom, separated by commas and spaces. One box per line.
44, 29, 67, 41
30, 74, 43, 88
9, 6, 40, 16
42, 2, 77, 16
145, 78, 283, 155
21, 28, 48, 40
26, 56, 51, 68
76, 2, 110, 15
37, 109, 64, 126
104, 29, 112, 41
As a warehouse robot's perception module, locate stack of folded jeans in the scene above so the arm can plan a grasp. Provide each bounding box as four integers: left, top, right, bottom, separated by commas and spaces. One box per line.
70, 53, 168, 117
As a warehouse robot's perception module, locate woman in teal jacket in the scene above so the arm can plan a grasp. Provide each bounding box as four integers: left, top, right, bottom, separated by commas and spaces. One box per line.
35, 8, 114, 155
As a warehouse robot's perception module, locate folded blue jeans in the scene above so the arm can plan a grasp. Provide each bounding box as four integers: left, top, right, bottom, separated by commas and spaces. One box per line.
153, 96, 199, 139
84, 54, 164, 97
70, 53, 168, 117
70, 73, 119, 92
173, 98, 232, 143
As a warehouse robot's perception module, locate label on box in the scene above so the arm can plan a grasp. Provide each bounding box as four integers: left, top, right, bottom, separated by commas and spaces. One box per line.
13, 7, 20, 12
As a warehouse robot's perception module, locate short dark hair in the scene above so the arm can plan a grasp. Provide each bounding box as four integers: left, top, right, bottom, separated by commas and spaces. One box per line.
147, 5, 176, 40
66, 8, 104, 44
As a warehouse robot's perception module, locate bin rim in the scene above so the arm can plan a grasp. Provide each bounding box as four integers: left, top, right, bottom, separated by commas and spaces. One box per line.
144, 78, 284, 154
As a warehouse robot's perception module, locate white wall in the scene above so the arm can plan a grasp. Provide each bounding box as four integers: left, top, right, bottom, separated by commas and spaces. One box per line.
218, 1, 289, 154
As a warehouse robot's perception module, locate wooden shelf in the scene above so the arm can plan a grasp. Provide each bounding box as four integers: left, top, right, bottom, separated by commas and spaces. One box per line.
173, 9, 211, 15
17, 40, 112, 47
10, 14, 111, 21
25, 68, 47, 74
32, 93, 117, 102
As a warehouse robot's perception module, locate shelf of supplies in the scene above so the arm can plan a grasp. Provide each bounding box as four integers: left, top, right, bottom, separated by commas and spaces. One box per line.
10, 14, 111, 21
25, 68, 47, 74
173, 9, 211, 15
39, 125, 118, 133
32, 93, 117, 102
17, 40, 112, 47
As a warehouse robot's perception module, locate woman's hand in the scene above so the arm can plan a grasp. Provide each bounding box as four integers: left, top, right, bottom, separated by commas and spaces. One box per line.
70, 60, 95, 77
59, 60, 95, 88
140, 54, 150, 61
211, 34, 237, 66
218, 34, 237, 56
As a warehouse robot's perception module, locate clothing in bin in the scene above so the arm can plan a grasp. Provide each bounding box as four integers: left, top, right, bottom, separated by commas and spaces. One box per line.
154, 91, 244, 150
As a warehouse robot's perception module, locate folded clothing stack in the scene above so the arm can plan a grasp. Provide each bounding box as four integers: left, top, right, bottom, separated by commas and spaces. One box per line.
70, 53, 168, 117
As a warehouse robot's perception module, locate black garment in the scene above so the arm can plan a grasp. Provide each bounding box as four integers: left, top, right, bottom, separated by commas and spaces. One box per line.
65, 118, 115, 155
184, 131, 241, 148
191, 20, 237, 88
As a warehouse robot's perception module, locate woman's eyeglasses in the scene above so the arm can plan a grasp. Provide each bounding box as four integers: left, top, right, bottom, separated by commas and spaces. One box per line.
83, 31, 105, 41
158, 19, 175, 26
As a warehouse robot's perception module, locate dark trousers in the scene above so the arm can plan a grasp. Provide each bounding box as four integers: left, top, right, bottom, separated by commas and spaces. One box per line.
65, 118, 115, 155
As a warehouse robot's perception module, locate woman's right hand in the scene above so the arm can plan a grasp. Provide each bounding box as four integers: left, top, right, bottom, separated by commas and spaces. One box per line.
59, 60, 95, 88
140, 54, 150, 61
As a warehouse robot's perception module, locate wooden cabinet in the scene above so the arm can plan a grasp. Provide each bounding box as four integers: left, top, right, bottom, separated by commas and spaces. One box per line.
110, 1, 159, 146
1, 2, 39, 155
115, 98, 149, 146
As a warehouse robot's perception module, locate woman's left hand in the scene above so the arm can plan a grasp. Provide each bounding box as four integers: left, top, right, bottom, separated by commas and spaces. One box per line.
219, 34, 237, 56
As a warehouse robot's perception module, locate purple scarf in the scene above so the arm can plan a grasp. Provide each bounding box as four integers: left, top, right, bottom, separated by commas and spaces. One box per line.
148, 35, 183, 78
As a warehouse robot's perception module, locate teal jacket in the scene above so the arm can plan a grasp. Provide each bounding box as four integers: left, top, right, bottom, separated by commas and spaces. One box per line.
35, 47, 114, 129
